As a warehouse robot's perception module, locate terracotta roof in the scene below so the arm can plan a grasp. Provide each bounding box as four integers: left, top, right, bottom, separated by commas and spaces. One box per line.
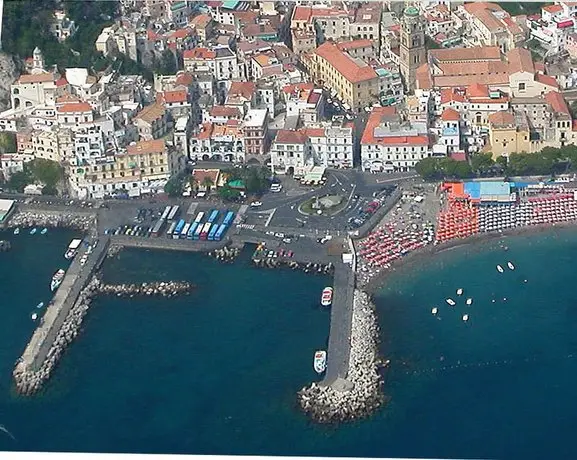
162, 90, 188, 104
190, 13, 212, 28
183, 47, 216, 60
282, 82, 314, 94
336, 39, 373, 51
193, 123, 214, 140
535, 73, 558, 89
56, 93, 82, 104
57, 102, 92, 113
488, 111, 515, 127
209, 106, 242, 117
466, 83, 489, 98
437, 60, 509, 76
543, 4, 563, 14
192, 168, 219, 184
440, 88, 467, 104
227, 81, 256, 101
126, 139, 165, 155
275, 129, 308, 144
55, 77, 68, 87
293, 6, 346, 23
135, 103, 165, 123
416, 63, 433, 90
175, 72, 194, 86
545, 91, 570, 116
434, 73, 509, 88
315, 42, 377, 84
303, 128, 326, 138
361, 107, 428, 146
429, 46, 501, 63
441, 108, 460, 121
243, 23, 276, 37
170, 28, 193, 40
507, 47, 534, 75
232, 10, 258, 25
17, 73, 56, 84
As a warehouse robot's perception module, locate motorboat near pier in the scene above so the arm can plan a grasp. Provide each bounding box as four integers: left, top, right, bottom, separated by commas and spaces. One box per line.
314, 350, 327, 374
50, 269, 65, 292
65, 239, 82, 259
321, 287, 333, 307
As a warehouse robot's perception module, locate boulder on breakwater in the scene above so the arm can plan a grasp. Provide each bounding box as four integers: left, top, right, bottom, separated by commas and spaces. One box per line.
297, 290, 386, 423
253, 258, 334, 275
208, 246, 240, 262
8, 211, 95, 232
97, 281, 194, 298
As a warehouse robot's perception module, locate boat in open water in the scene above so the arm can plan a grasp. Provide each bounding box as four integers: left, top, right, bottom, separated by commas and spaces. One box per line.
507, 261, 515, 270
446, 298, 456, 306
314, 350, 327, 374
51, 269, 65, 292
36, 302, 44, 309
456, 288, 463, 296
466, 298, 473, 305
13, 228, 20, 235
497, 265, 504, 273
321, 287, 333, 307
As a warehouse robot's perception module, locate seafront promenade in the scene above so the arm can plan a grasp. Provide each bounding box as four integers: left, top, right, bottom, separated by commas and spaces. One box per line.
15, 235, 109, 374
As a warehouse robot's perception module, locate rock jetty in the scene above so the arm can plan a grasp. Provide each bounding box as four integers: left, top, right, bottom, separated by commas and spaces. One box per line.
13, 277, 100, 395
97, 281, 194, 298
8, 211, 95, 231
297, 290, 385, 423
253, 258, 334, 275
208, 246, 240, 262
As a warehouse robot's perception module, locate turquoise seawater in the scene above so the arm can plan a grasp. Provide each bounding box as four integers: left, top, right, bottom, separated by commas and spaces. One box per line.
1, 227, 577, 459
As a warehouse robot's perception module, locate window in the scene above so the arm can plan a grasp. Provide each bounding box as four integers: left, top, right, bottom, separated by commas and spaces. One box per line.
518, 82, 526, 91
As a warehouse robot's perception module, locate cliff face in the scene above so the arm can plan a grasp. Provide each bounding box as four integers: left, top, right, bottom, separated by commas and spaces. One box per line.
0, 52, 20, 111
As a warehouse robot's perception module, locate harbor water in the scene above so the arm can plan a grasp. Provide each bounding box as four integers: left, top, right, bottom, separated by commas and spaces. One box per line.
1, 227, 577, 458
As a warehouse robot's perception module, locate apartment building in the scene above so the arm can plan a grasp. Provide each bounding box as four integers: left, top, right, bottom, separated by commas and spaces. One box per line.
243, 108, 269, 159
290, 5, 351, 43
183, 46, 239, 83
188, 122, 245, 163
133, 102, 169, 141
361, 107, 430, 172
282, 83, 324, 124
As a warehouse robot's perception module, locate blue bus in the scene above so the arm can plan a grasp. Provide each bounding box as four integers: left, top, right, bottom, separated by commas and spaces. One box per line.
214, 224, 227, 241
193, 223, 203, 240
222, 211, 235, 227
173, 219, 185, 239
208, 224, 219, 241
187, 222, 199, 240
207, 209, 219, 224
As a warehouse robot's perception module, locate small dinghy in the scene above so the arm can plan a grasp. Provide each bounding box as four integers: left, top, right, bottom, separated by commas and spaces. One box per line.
40, 228, 48, 235
462, 314, 469, 322
36, 302, 44, 309
31, 313, 38, 321
456, 288, 463, 296
446, 298, 456, 306
466, 298, 473, 305
29, 228, 37, 235
431, 307, 438, 315
507, 261, 515, 270
13, 228, 20, 235
496, 265, 504, 273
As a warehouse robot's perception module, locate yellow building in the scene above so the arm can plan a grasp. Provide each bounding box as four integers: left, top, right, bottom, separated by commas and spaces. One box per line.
487, 111, 531, 159
310, 41, 379, 112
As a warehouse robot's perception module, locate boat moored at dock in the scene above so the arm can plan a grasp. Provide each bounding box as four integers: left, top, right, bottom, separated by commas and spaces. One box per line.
321, 287, 333, 307
65, 239, 83, 259
314, 350, 327, 374
29, 228, 37, 235
50, 269, 65, 292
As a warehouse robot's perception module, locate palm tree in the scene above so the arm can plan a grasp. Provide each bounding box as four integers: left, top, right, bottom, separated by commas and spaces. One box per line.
189, 175, 198, 191
202, 176, 214, 191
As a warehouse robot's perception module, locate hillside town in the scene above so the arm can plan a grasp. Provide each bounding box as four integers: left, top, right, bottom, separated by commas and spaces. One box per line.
1, 1, 577, 198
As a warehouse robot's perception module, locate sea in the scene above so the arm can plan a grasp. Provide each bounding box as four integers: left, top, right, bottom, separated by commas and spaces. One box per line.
1, 226, 577, 459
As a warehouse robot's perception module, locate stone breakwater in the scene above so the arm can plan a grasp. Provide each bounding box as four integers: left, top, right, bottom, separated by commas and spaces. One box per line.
13, 277, 195, 395
8, 211, 95, 232
13, 277, 100, 396
97, 281, 194, 298
208, 246, 240, 262
297, 290, 385, 423
253, 258, 335, 275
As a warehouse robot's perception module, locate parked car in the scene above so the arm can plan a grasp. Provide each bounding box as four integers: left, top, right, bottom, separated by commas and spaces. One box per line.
250, 201, 263, 207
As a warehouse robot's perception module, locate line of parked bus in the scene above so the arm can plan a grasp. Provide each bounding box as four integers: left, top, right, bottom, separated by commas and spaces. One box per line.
148, 206, 235, 242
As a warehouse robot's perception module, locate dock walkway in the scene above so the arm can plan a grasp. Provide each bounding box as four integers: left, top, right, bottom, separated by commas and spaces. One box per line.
110, 235, 228, 252
322, 261, 355, 386
16, 236, 110, 373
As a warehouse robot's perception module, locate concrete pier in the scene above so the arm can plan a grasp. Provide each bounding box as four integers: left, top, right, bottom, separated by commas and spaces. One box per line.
15, 236, 110, 374
321, 261, 355, 387
110, 235, 228, 252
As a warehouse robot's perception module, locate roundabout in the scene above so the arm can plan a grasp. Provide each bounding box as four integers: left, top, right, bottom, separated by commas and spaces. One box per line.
298, 194, 348, 216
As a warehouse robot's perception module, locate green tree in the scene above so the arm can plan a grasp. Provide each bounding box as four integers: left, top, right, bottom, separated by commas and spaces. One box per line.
28, 159, 63, 188
415, 157, 442, 180
154, 49, 178, 75
218, 185, 240, 202
42, 184, 58, 195
201, 176, 214, 190
7, 170, 32, 192
470, 153, 495, 176
0, 132, 17, 153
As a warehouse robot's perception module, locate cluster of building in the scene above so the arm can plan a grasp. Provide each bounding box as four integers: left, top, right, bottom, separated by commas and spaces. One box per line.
2, 1, 577, 196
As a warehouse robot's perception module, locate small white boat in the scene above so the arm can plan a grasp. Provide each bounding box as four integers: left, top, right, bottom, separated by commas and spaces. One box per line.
462, 314, 469, 322
51, 269, 65, 292
466, 298, 473, 305
321, 287, 333, 307
496, 265, 504, 273
13, 228, 20, 235
507, 261, 515, 270
29, 228, 37, 235
431, 307, 438, 315
31, 313, 38, 321
314, 350, 327, 374
456, 288, 463, 296
40, 228, 48, 235
36, 302, 44, 309
446, 298, 456, 306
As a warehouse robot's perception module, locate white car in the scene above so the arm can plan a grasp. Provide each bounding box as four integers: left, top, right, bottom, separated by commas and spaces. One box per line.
250, 201, 263, 207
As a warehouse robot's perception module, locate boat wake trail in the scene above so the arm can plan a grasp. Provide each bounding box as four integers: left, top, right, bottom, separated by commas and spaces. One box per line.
0, 425, 16, 442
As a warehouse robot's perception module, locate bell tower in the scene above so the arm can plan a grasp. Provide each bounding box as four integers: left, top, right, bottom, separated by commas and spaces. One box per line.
399, 5, 426, 93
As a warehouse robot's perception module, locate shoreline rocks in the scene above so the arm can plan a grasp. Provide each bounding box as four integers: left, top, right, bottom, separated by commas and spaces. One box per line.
8, 211, 96, 232
253, 258, 334, 275
97, 280, 194, 298
297, 290, 386, 423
